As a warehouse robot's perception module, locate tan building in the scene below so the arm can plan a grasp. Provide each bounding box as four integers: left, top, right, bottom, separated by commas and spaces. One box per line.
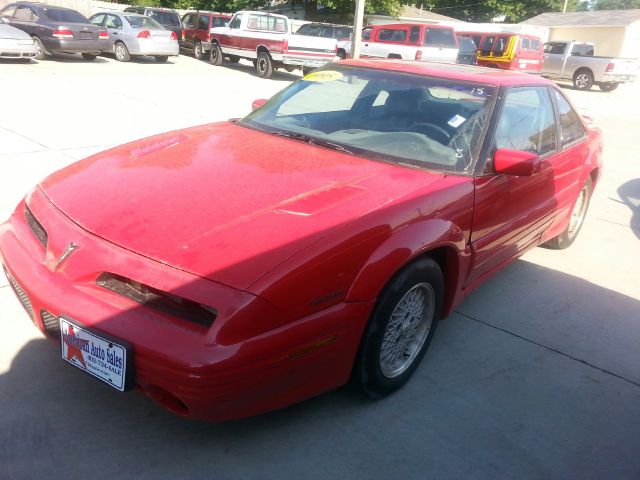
521, 9, 640, 59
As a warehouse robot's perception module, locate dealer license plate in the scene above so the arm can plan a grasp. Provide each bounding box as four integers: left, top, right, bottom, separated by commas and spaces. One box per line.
59, 317, 128, 391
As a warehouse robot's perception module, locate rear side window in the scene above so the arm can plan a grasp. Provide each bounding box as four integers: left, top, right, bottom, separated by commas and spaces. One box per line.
148, 10, 180, 27
247, 14, 286, 33
409, 26, 420, 43
553, 90, 586, 146
495, 87, 557, 155
296, 24, 309, 35
197, 15, 209, 30
0, 5, 17, 17
571, 44, 594, 56
378, 29, 406, 42
424, 28, 456, 47
44, 8, 87, 23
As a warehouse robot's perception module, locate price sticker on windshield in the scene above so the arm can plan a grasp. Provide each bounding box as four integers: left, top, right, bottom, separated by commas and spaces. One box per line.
303, 70, 343, 82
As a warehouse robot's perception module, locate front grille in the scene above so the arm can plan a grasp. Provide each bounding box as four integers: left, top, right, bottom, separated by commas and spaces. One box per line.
3, 266, 34, 319
25, 206, 48, 248
41, 310, 61, 340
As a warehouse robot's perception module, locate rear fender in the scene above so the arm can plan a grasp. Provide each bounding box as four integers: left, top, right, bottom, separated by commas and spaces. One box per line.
346, 218, 470, 316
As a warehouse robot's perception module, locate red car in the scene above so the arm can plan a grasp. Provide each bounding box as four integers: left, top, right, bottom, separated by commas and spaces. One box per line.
0, 60, 602, 421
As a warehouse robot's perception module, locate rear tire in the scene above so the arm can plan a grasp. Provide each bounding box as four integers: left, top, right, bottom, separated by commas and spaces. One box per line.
81, 53, 96, 61
573, 69, 594, 90
114, 42, 130, 62
32, 36, 46, 60
543, 178, 592, 250
209, 42, 223, 66
255, 51, 273, 79
353, 257, 444, 398
193, 40, 204, 60
598, 82, 618, 92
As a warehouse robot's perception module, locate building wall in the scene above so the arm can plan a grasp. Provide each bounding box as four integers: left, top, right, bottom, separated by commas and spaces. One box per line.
548, 26, 627, 57
620, 22, 640, 59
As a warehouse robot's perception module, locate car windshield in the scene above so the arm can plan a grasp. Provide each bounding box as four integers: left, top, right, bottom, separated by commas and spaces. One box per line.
147, 10, 180, 26
241, 66, 496, 174
45, 8, 87, 23
126, 16, 163, 30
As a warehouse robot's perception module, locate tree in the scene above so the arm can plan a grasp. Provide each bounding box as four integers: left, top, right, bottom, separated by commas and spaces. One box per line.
426, 0, 588, 22
593, 0, 640, 9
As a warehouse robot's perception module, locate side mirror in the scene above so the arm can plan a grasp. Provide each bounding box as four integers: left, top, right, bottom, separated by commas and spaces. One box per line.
251, 98, 267, 111
493, 148, 540, 176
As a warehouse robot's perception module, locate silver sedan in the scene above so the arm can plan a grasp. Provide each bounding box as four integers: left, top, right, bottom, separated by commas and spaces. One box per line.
0, 17, 37, 59
89, 11, 178, 62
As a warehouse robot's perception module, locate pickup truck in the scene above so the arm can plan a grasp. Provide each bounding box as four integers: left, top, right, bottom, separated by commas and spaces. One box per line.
542, 41, 639, 91
209, 11, 338, 79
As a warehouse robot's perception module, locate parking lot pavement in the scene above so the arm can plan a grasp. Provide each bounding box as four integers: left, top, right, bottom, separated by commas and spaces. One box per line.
1, 57, 639, 479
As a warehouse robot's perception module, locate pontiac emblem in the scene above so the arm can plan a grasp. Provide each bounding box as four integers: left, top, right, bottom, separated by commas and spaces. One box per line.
54, 242, 79, 271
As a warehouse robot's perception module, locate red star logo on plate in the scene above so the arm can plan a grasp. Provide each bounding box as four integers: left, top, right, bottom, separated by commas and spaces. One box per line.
63, 325, 87, 368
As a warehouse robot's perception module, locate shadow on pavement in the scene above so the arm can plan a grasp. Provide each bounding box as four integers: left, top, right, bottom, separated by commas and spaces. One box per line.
618, 178, 640, 238
46, 53, 109, 63
1, 259, 640, 479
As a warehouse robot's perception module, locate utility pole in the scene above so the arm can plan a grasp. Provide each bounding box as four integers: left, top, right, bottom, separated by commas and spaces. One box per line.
351, 0, 366, 59
563, 0, 569, 12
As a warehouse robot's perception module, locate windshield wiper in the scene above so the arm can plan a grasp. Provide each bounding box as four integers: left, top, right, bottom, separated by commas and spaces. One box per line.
270, 131, 354, 155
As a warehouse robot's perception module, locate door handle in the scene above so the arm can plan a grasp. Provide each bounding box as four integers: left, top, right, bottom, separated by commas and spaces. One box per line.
364, 43, 368, 46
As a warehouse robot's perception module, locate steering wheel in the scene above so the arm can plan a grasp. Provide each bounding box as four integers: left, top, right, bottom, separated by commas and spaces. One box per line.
411, 122, 451, 145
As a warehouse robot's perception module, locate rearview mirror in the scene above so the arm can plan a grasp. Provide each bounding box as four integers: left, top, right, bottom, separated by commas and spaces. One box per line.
252, 98, 267, 111
493, 149, 540, 176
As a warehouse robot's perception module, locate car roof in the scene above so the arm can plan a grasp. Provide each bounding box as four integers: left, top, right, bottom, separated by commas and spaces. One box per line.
184, 11, 231, 16
375, 23, 452, 29
338, 59, 553, 87
17, 2, 76, 10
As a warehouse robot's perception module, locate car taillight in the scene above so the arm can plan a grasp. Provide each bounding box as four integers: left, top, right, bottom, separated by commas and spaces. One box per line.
99, 30, 108, 40
283, 38, 288, 52
137, 30, 151, 39
52, 28, 73, 39
181, 29, 185, 40
415, 50, 422, 61
606, 62, 614, 72
170, 31, 177, 41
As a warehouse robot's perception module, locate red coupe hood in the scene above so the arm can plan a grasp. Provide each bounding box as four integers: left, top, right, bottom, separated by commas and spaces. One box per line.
40, 123, 443, 289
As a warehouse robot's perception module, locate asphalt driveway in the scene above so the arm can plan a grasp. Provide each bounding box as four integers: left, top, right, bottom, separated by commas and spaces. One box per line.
1, 54, 639, 480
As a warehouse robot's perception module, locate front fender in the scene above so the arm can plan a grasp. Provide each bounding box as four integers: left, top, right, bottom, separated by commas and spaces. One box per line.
346, 218, 471, 313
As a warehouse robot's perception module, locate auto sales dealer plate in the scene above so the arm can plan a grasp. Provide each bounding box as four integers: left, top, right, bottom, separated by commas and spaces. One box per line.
59, 317, 129, 391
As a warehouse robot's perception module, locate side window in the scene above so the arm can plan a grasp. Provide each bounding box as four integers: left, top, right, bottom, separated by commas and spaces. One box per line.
197, 15, 209, 30
14, 6, 37, 22
90, 13, 105, 26
362, 28, 371, 41
480, 36, 494, 55
409, 26, 420, 43
378, 29, 406, 42
530, 38, 540, 51
182, 14, 195, 28
1, 5, 17, 17
521, 37, 529, 50
493, 36, 509, 54
319, 26, 333, 38
105, 15, 121, 29
494, 87, 557, 155
296, 24, 308, 35
553, 89, 587, 146
229, 13, 242, 29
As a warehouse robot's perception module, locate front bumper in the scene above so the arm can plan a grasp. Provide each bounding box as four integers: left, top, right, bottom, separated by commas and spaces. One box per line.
0, 190, 373, 421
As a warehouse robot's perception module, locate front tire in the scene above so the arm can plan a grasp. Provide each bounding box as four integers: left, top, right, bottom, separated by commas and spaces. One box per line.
114, 42, 130, 62
543, 178, 592, 250
255, 51, 273, 79
573, 69, 594, 90
32, 36, 46, 60
209, 42, 223, 66
353, 257, 444, 398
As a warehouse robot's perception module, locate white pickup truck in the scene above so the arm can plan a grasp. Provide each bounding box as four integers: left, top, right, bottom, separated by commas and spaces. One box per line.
209, 11, 338, 79
542, 41, 638, 91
